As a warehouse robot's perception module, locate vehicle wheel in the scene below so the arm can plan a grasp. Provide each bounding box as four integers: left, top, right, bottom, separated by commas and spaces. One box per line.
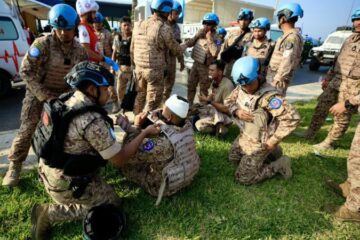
0, 73, 12, 98
309, 58, 320, 71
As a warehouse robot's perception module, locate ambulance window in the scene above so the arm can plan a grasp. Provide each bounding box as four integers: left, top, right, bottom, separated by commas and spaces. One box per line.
0, 17, 18, 40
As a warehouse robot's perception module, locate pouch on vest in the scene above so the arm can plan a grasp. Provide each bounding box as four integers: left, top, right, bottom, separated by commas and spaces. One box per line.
32, 92, 112, 176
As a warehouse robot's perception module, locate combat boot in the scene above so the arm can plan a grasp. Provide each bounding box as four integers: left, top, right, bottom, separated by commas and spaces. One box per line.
270, 156, 292, 179
326, 180, 350, 198
215, 124, 228, 137
334, 205, 360, 223
293, 130, 315, 140
313, 138, 334, 150
31, 204, 51, 240
2, 161, 22, 187
112, 101, 121, 114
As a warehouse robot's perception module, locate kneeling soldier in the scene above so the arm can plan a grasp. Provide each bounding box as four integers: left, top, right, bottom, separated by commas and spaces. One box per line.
225, 57, 300, 185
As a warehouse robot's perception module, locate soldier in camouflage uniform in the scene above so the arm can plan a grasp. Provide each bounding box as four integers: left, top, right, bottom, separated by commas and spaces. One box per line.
325, 91, 360, 222
224, 57, 300, 185
163, 0, 185, 101
243, 17, 275, 81
219, 8, 253, 78
297, 10, 360, 149
31, 62, 160, 239
266, 3, 304, 96
2, 4, 88, 187
93, 12, 119, 113
186, 12, 221, 106
192, 60, 234, 136
131, 0, 194, 114
112, 16, 133, 111
118, 94, 200, 205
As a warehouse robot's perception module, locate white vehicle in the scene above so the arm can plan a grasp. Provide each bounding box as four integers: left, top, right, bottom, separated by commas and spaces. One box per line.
0, 0, 29, 97
309, 26, 352, 71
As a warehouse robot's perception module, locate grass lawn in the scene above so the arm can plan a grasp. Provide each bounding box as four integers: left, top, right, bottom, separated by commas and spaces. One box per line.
1, 100, 360, 239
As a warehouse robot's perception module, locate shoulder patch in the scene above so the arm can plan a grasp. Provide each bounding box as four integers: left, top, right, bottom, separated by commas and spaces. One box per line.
142, 139, 155, 152
284, 41, 294, 50
269, 97, 283, 109
82, 30, 88, 37
29, 47, 41, 58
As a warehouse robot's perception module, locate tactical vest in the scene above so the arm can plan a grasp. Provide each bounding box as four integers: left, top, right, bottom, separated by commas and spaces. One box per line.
32, 93, 112, 177
41, 35, 82, 96
133, 18, 165, 69
335, 33, 360, 79
245, 39, 274, 66
269, 30, 302, 71
115, 35, 131, 66
191, 38, 208, 64
122, 115, 200, 205
233, 84, 278, 143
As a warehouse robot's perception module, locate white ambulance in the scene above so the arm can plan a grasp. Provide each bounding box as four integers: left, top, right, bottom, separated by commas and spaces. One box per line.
0, 0, 29, 97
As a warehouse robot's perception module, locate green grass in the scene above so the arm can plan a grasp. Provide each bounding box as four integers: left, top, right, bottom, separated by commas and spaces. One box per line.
1, 100, 360, 239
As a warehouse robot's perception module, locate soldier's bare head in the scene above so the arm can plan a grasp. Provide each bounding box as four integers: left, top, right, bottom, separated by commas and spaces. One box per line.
120, 16, 132, 35
209, 60, 225, 82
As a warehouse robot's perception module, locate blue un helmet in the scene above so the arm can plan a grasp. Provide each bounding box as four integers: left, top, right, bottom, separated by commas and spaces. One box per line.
202, 13, 220, 26
352, 8, 360, 21
151, 0, 173, 13
237, 8, 254, 21
249, 17, 271, 31
277, 3, 304, 21
94, 12, 104, 23
231, 56, 260, 86
217, 27, 227, 36
172, 0, 182, 14
48, 4, 79, 29
65, 61, 114, 88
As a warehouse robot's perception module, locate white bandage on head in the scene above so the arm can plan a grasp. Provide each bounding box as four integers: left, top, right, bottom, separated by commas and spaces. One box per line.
76, 0, 99, 15
165, 94, 189, 119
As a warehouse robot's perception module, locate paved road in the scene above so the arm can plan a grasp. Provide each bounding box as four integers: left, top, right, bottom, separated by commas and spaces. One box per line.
0, 63, 328, 132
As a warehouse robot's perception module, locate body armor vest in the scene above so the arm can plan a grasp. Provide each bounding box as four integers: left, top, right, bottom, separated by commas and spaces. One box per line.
192, 38, 209, 65
116, 35, 131, 66
32, 93, 112, 176
335, 33, 360, 79
133, 18, 165, 69
234, 84, 278, 143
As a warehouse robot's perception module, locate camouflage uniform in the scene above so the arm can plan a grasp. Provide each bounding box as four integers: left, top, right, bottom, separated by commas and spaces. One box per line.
219, 28, 252, 78
195, 77, 234, 133
315, 33, 360, 145
163, 21, 184, 101
224, 83, 300, 184
8, 33, 87, 166
131, 15, 189, 114
266, 28, 303, 96
186, 29, 220, 105
113, 33, 132, 102
38, 91, 122, 223
121, 110, 200, 204
95, 28, 117, 102
345, 94, 360, 212
243, 37, 275, 82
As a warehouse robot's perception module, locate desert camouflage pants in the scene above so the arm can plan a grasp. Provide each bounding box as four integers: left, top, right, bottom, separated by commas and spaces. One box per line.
163, 56, 177, 101
187, 62, 211, 105
229, 135, 282, 185
116, 66, 133, 102
307, 86, 339, 136
195, 104, 232, 133
345, 121, 360, 212
8, 89, 43, 164
39, 160, 120, 224
323, 79, 359, 144
266, 69, 294, 96
133, 68, 164, 114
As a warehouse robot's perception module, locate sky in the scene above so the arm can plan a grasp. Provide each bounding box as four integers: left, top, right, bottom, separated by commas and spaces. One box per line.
251, 0, 359, 40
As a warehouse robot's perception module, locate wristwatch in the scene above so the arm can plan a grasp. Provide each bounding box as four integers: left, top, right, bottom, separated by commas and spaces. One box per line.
345, 99, 356, 110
